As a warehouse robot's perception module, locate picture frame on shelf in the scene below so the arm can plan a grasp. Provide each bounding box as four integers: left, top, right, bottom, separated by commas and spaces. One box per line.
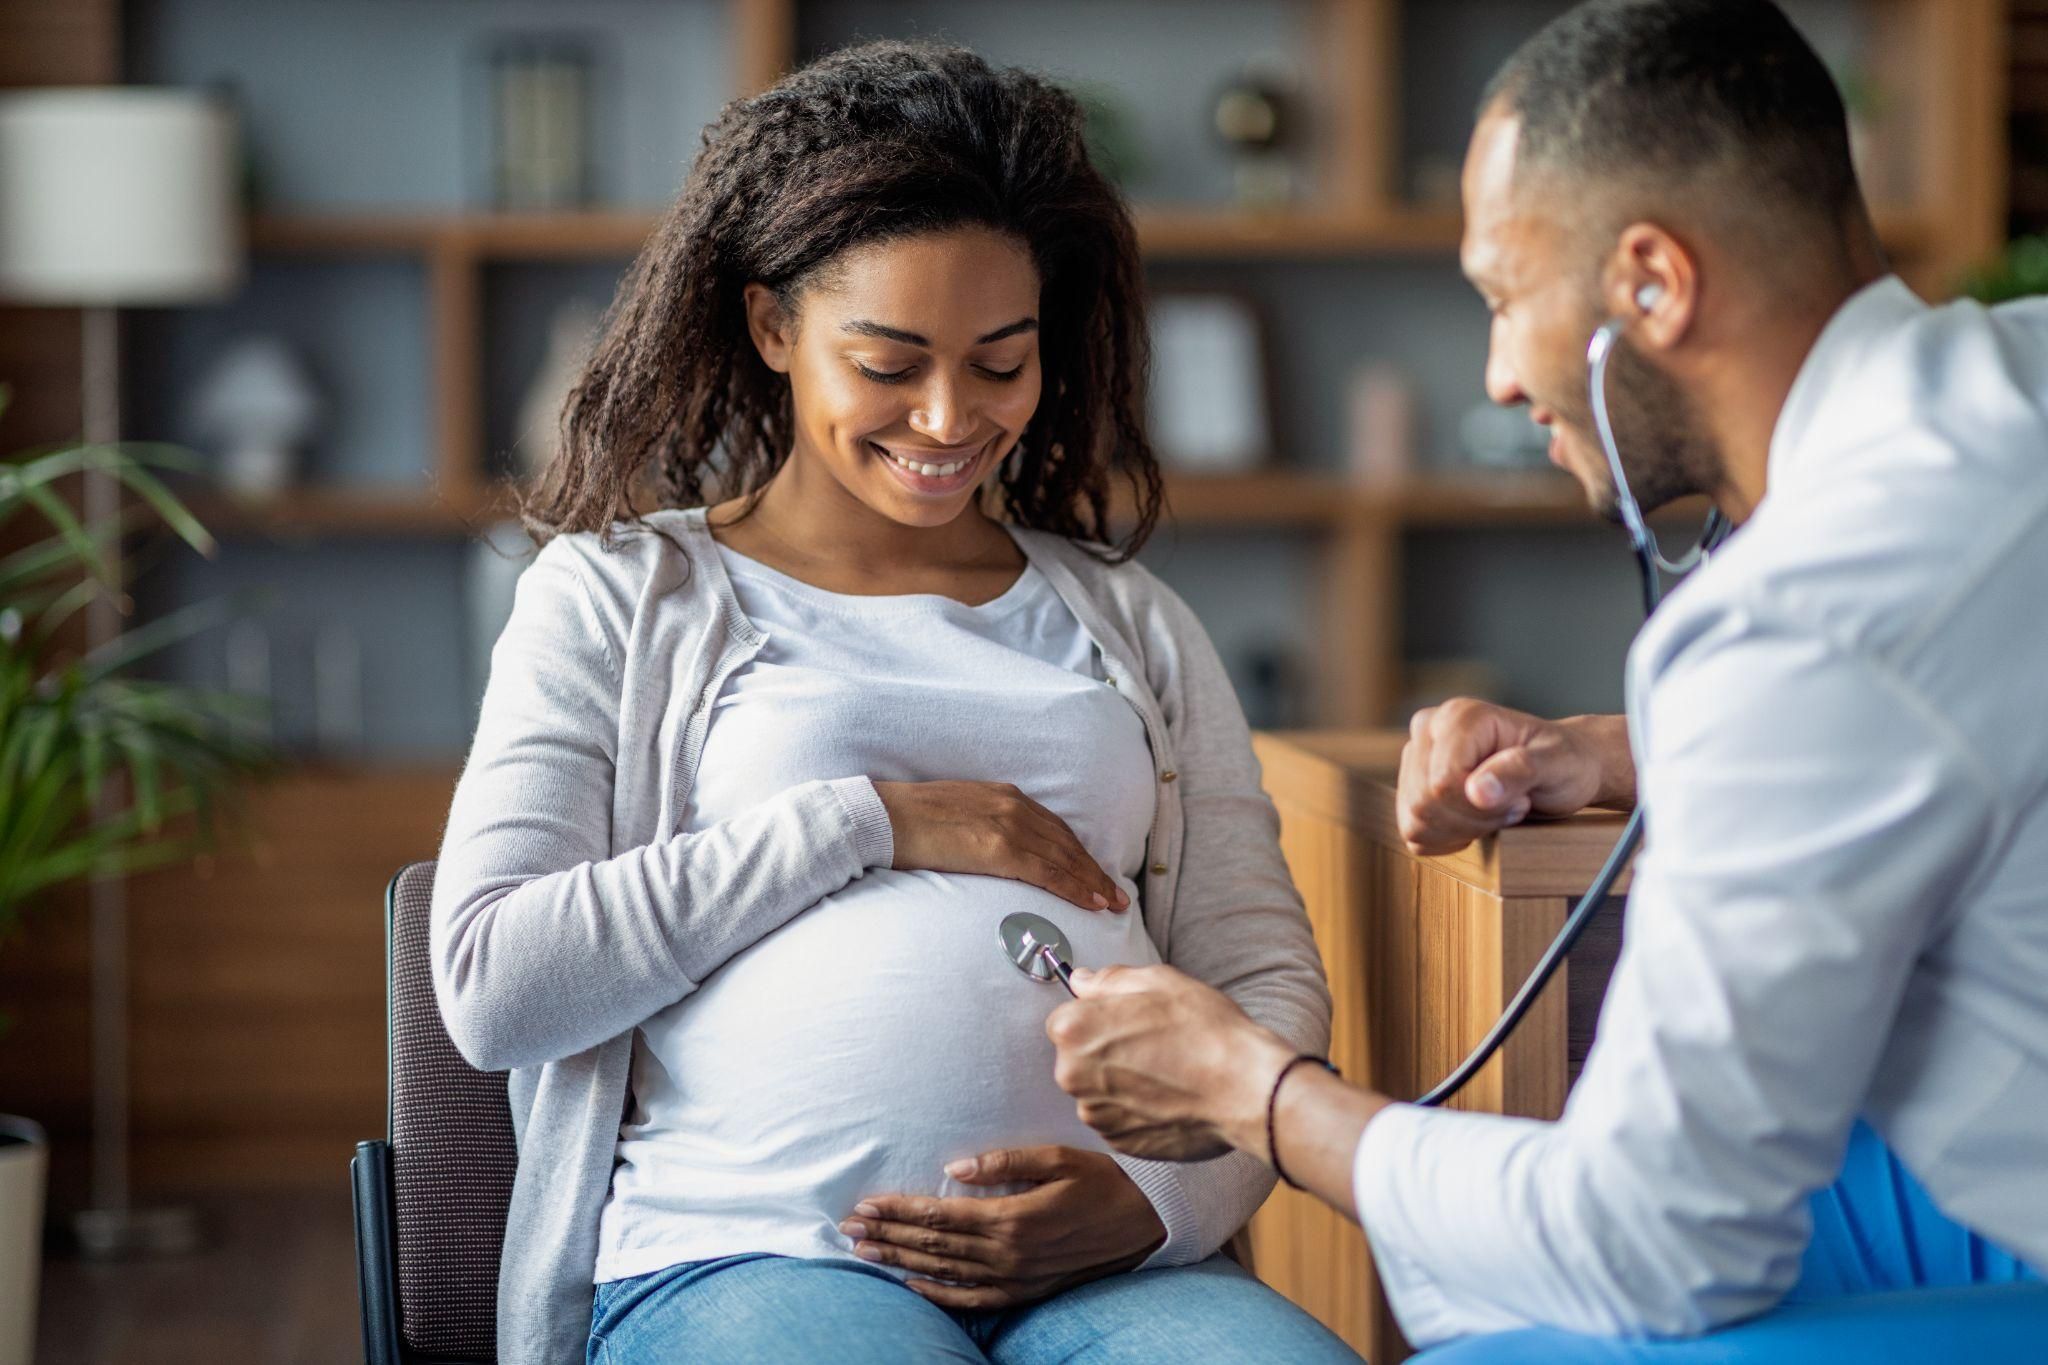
1145, 289, 1274, 474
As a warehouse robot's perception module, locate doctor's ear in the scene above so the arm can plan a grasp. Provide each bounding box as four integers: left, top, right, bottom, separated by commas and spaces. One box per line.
1605, 223, 1695, 350
743, 282, 796, 374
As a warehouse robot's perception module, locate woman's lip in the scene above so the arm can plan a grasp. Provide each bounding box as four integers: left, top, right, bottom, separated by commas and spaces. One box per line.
871, 439, 988, 495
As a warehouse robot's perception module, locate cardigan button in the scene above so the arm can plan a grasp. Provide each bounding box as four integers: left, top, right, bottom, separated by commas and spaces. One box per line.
1160, 770, 1178, 783
1150, 862, 1168, 876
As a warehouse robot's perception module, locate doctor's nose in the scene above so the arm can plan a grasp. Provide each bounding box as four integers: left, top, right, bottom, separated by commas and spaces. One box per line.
1483, 346, 1528, 409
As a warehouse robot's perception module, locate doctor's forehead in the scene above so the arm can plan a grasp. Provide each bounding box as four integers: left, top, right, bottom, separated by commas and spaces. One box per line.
1461, 110, 1526, 285
1461, 109, 1568, 292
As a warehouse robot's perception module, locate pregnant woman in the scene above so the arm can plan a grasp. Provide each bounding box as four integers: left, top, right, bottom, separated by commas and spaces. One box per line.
433, 41, 1351, 1365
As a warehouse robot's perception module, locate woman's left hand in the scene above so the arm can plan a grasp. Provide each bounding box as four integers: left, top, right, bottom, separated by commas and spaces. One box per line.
840, 1146, 1166, 1309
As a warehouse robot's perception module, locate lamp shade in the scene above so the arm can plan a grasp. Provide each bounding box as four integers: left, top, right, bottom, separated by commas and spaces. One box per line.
0, 87, 242, 306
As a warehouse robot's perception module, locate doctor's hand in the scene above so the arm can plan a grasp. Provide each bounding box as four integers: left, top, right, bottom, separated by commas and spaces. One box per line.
1047, 964, 1294, 1164
1397, 700, 1634, 856
841, 1146, 1164, 1309
874, 780, 1130, 912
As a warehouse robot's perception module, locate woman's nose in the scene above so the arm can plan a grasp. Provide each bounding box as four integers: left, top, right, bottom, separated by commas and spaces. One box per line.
908, 377, 976, 445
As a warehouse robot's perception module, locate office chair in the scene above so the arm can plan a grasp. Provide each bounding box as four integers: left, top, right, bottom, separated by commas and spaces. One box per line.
353, 860, 515, 1364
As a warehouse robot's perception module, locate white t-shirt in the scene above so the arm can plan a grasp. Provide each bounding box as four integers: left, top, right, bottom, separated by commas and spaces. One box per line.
594, 542, 1161, 1283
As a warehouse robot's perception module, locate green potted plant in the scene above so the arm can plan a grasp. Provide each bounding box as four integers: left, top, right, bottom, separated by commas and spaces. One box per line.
0, 385, 269, 1365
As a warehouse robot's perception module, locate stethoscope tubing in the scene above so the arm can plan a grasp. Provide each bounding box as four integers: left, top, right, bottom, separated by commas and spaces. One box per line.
1414, 317, 1728, 1108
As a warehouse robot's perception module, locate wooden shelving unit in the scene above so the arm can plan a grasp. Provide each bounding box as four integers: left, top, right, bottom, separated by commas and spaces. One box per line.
213, 0, 2007, 729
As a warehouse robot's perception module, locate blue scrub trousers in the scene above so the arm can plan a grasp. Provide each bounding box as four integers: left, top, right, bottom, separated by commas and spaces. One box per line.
1417, 1121, 2045, 1362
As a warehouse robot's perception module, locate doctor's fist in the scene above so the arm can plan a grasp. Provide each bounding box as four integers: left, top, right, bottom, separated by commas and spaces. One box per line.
1396, 701, 1634, 857
1047, 965, 1293, 1164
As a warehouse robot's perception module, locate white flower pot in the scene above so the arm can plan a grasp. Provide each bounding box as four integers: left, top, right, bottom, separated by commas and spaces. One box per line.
0, 1117, 45, 1365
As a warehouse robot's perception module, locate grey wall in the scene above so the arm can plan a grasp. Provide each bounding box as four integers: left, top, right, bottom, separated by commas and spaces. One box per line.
141, 538, 477, 761
129, 0, 731, 209
128, 259, 431, 490
800, 0, 1319, 205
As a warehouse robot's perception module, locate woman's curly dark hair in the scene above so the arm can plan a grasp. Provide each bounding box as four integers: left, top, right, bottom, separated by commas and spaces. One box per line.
523, 40, 1163, 561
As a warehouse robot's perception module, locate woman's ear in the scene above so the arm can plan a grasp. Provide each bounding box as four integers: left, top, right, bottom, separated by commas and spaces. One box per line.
743, 282, 796, 374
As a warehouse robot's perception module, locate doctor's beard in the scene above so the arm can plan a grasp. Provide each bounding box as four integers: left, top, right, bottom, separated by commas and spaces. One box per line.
1562, 332, 1721, 523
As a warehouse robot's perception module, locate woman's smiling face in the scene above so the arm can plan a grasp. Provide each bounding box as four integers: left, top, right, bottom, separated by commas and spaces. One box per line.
744, 225, 1043, 528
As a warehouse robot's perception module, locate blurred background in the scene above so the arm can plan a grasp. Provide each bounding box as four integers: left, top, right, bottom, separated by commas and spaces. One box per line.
0, 0, 2032, 1360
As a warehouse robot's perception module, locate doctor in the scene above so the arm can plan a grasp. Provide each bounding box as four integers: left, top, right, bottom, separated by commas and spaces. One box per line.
1045, 0, 2048, 1358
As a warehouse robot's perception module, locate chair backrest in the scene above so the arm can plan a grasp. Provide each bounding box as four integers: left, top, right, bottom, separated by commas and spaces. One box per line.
387, 860, 518, 1362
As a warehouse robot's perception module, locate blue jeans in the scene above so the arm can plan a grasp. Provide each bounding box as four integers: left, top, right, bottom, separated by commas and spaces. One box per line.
588, 1250, 1362, 1364
1418, 1121, 2046, 1363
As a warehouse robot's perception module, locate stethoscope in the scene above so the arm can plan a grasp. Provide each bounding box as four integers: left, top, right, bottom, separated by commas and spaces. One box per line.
1414, 284, 1729, 1107
1002, 288, 1731, 1111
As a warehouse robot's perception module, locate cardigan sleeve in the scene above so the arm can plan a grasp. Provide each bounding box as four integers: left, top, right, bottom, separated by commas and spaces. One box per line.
430, 538, 894, 1073
1118, 571, 1336, 1266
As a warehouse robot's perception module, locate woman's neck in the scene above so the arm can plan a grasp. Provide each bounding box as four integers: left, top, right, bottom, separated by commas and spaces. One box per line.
709, 451, 1025, 599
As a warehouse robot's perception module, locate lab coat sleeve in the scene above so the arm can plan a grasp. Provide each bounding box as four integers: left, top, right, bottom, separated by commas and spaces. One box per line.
431, 539, 895, 1074
1351, 618, 1999, 1345
1121, 574, 1335, 1267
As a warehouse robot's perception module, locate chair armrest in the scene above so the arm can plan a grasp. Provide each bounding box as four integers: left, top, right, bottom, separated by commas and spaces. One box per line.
354, 1139, 403, 1365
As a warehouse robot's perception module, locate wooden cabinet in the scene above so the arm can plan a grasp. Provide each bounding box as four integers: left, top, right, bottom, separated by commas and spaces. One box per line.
1248, 730, 1629, 1363
0, 769, 457, 1204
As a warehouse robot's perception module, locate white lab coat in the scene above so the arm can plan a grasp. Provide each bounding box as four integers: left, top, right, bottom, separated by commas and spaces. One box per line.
1352, 277, 2048, 1345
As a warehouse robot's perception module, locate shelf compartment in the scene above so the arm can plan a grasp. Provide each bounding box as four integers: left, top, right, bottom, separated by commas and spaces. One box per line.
183, 488, 497, 537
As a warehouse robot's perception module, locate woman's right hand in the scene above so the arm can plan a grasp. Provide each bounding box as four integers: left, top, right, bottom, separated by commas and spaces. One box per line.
871, 780, 1130, 912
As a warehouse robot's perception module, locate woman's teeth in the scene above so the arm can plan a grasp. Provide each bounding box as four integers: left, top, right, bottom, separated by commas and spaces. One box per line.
877, 445, 973, 478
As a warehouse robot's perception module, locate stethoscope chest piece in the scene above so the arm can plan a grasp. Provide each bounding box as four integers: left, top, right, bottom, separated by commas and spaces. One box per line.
998, 911, 1076, 993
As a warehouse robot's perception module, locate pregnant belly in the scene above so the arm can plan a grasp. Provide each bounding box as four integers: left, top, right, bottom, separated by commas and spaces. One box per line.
606, 871, 1160, 1266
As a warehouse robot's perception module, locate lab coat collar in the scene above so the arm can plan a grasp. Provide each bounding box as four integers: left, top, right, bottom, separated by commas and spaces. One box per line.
1767, 273, 1925, 486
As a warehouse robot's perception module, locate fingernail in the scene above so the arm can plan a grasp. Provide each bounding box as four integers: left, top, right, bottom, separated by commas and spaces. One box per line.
839, 1220, 867, 1239
946, 1158, 976, 1178
1070, 966, 1095, 983
854, 1202, 879, 1219
1091, 892, 1107, 907
1471, 773, 1506, 808
854, 1243, 881, 1262
1505, 799, 1531, 825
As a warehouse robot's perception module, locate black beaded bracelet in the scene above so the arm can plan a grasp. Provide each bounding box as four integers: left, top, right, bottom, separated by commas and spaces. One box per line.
1266, 1053, 1339, 1190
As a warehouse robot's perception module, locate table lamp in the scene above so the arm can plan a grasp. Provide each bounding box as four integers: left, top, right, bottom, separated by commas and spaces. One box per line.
0, 86, 243, 1257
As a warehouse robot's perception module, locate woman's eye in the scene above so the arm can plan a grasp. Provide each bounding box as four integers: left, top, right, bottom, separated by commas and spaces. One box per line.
978, 364, 1025, 382
854, 362, 914, 384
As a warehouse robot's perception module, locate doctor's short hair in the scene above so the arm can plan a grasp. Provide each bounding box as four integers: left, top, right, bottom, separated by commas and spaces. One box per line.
1484, 0, 1867, 245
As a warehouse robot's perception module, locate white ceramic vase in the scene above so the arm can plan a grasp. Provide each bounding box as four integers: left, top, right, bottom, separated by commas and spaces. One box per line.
190, 335, 321, 500
0, 1116, 46, 1365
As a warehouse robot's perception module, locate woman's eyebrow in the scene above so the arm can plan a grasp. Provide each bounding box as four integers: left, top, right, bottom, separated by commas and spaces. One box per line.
841, 317, 1038, 346
976, 317, 1038, 343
